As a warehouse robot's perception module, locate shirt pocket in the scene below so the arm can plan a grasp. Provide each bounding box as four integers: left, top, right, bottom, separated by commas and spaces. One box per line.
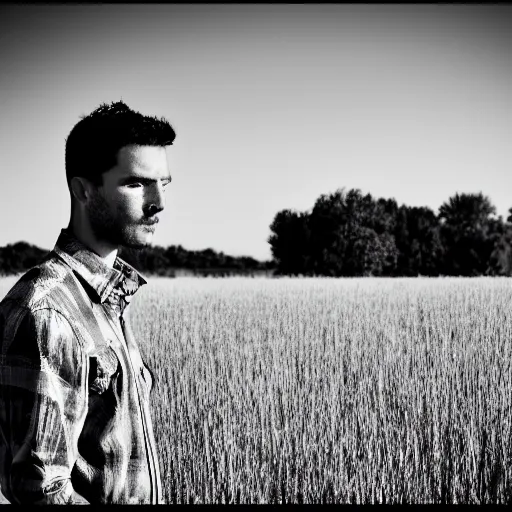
88, 345, 120, 395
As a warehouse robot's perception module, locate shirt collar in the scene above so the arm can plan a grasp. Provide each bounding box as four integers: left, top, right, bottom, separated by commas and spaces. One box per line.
53, 228, 147, 304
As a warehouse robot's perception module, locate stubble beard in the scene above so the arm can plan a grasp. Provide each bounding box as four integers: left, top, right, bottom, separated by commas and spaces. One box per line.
88, 191, 151, 250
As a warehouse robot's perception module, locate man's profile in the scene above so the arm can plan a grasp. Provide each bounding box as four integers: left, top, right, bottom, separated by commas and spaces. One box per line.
0, 101, 176, 504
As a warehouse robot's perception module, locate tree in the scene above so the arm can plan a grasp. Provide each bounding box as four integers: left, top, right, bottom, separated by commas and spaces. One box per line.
348, 228, 397, 276
308, 188, 398, 276
0, 242, 48, 275
393, 206, 444, 276
506, 207, 512, 224
488, 219, 512, 275
268, 209, 312, 275
438, 192, 497, 276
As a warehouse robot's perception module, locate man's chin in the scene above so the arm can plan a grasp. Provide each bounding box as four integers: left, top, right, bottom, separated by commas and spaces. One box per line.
119, 229, 155, 250
121, 240, 152, 251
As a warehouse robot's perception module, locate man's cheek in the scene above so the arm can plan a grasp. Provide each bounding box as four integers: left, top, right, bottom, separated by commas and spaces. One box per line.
121, 209, 141, 228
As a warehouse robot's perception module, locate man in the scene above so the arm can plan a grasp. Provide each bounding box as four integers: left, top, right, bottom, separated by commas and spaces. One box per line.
0, 101, 176, 504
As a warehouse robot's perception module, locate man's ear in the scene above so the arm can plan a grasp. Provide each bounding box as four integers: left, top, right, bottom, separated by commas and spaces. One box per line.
70, 177, 93, 204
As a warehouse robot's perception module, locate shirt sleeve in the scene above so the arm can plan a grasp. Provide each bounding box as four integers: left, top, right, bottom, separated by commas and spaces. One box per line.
0, 305, 90, 504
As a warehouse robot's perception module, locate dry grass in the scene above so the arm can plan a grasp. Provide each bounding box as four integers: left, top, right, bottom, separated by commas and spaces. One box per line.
1, 275, 511, 503
128, 276, 512, 504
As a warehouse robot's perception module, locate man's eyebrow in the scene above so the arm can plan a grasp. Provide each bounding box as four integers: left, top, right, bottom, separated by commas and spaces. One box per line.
121, 175, 172, 184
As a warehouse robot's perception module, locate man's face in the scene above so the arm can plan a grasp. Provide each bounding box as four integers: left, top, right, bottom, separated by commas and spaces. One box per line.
87, 144, 171, 249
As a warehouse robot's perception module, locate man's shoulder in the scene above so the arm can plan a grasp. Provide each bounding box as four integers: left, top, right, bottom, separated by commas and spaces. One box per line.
0, 253, 100, 356
0, 252, 74, 313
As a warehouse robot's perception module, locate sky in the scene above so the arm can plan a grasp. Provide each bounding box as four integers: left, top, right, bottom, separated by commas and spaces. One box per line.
1, 4, 511, 262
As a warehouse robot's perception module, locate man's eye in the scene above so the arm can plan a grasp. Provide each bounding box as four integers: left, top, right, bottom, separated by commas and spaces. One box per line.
127, 182, 142, 188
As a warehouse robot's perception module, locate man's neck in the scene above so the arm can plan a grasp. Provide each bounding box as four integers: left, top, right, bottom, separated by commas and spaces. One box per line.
67, 220, 118, 269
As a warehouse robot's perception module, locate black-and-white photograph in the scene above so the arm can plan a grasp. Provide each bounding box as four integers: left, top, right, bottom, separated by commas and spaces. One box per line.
0, 2, 511, 505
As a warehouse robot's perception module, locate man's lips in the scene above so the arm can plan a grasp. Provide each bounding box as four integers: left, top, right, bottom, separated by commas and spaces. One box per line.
141, 218, 159, 226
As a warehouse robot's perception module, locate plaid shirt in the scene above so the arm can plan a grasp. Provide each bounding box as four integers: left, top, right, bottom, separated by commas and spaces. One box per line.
0, 229, 163, 504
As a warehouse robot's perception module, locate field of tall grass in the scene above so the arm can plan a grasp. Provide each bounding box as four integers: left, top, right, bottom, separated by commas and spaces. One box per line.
1, 276, 512, 503
129, 276, 512, 504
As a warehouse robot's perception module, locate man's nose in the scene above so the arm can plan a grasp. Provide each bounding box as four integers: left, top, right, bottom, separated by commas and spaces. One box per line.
146, 184, 165, 214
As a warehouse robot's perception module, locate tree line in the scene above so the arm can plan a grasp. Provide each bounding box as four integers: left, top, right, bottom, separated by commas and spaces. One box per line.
0, 241, 274, 277
268, 188, 512, 277
1, 188, 511, 278
118, 245, 274, 277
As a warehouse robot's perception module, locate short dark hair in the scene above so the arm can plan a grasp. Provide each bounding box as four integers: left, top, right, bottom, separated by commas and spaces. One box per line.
65, 101, 176, 187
